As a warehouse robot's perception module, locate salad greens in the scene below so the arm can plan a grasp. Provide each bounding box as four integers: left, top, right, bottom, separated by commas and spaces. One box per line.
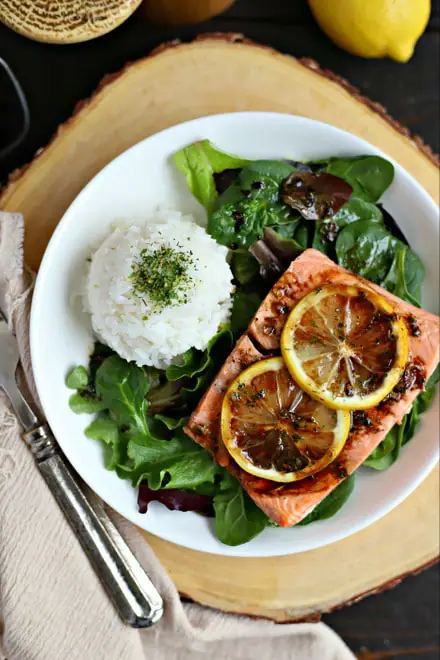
165, 326, 234, 404
67, 141, 437, 547
65, 365, 89, 390
96, 355, 158, 434
208, 160, 296, 248
319, 155, 395, 203
68, 325, 272, 546
214, 473, 269, 546
312, 197, 383, 256
174, 140, 251, 210
336, 220, 425, 306
281, 171, 353, 220
125, 430, 218, 490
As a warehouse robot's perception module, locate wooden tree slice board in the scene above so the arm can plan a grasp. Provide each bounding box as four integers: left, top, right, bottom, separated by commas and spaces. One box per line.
1, 35, 438, 622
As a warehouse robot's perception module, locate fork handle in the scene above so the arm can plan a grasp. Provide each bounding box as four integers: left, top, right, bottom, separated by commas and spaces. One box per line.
23, 424, 164, 628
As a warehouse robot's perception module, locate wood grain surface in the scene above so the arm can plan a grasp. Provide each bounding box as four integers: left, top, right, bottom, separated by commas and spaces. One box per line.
1, 36, 439, 270
1, 33, 438, 621
0, 2, 438, 656
0, 0, 143, 44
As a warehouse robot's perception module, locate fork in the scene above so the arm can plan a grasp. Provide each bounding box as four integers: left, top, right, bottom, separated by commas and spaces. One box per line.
0, 312, 164, 627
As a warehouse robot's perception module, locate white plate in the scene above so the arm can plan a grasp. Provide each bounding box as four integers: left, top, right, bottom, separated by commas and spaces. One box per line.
31, 112, 439, 557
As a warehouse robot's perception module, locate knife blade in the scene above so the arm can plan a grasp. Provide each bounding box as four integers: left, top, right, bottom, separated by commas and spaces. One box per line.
0, 312, 163, 627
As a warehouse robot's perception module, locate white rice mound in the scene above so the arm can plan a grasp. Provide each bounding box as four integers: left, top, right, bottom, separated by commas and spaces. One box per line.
86, 211, 234, 369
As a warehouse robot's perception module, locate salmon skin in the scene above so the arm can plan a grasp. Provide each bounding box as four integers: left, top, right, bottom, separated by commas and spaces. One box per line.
186, 249, 440, 526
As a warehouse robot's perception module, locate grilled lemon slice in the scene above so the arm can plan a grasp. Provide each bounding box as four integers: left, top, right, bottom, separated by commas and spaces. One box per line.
281, 284, 409, 410
221, 357, 350, 483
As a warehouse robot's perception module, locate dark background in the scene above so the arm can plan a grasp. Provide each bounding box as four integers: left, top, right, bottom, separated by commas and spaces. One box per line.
0, 1, 439, 657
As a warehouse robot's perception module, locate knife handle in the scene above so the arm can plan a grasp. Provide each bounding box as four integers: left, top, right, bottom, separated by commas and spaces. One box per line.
23, 424, 164, 628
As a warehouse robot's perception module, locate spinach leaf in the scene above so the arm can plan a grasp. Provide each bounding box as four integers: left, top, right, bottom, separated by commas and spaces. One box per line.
321, 156, 394, 203
270, 218, 302, 239
313, 197, 383, 255
312, 224, 331, 255
296, 474, 356, 525
363, 424, 405, 470
67, 359, 109, 414
230, 290, 263, 336
419, 366, 439, 410
336, 220, 425, 305
241, 160, 297, 181
95, 355, 160, 433
173, 140, 251, 210
208, 161, 296, 248
66, 366, 89, 390
381, 245, 425, 306
231, 250, 260, 285
336, 220, 396, 282
333, 197, 384, 227
127, 429, 219, 489
214, 473, 269, 546
209, 199, 291, 249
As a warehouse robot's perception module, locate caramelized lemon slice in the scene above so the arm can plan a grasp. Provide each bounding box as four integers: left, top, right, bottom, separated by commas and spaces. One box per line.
221, 357, 350, 483
281, 284, 409, 411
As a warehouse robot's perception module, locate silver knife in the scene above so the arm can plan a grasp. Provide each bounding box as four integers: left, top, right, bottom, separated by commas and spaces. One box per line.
0, 311, 163, 628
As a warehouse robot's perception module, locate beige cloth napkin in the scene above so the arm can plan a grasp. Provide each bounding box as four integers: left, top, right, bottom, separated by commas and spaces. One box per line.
0, 211, 355, 660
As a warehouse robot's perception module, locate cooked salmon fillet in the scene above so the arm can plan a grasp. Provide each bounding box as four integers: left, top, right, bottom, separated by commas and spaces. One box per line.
186, 249, 440, 526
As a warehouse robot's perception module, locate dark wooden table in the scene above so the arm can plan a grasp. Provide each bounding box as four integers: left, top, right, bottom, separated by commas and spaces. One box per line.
0, 1, 439, 657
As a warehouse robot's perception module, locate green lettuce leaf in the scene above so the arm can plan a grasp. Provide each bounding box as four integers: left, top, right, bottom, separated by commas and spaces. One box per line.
173, 140, 251, 210
126, 429, 219, 489
95, 355, 160, 433
85, 416, 129, 470
69, 392, 107, 415
65, 365, 89, 390
165, 327, 234, 404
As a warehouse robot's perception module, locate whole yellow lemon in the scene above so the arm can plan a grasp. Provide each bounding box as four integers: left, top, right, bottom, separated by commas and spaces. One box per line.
308, 0, 431, 62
